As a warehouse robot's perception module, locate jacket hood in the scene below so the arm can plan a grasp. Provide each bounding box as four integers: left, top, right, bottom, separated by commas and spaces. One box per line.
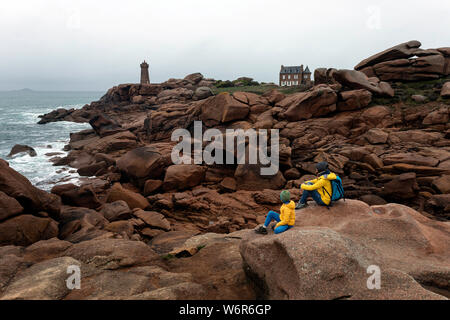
322, 172, 337, 180
285, 201, 296, 209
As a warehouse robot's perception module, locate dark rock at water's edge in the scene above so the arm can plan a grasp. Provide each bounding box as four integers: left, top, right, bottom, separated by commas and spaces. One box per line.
7, 144, 37, 158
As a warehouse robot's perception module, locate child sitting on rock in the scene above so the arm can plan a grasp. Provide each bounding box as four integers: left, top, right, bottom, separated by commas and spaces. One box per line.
296, 161, 336, 209
255, 190, 296, 235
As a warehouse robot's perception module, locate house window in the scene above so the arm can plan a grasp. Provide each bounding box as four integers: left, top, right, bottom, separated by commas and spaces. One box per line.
294, 75, 298, 79
282, 75, 286, 80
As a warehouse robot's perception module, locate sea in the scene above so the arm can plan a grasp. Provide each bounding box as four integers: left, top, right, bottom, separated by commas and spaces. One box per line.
0, 90, 103, 191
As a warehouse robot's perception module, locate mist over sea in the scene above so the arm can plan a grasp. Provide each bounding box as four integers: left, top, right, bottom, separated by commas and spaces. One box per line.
0, 90, 103, 191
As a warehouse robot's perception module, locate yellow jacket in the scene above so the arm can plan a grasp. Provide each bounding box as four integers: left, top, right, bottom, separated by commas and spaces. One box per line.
276, 201, 296, 228
301, 173, 337, 206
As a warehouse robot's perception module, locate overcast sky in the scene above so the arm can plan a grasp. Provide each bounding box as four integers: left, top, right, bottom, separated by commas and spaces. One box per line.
1, 0, 449, 91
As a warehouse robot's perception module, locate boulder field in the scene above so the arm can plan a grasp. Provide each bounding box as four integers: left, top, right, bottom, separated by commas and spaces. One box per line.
0, 179, 449, 299
0, 41, 449, 300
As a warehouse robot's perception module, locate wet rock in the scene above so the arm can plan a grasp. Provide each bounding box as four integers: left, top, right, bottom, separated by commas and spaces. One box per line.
7, 145, 37, 158
0, 159, 60, 219
77, 161, 107, 177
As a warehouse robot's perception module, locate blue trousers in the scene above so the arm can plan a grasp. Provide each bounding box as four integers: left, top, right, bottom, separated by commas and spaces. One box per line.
300, 189, 326, 206
264, 211, 293, 234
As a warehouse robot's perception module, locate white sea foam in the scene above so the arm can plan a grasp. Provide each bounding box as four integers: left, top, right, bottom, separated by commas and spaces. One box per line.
0, 91, 102, 191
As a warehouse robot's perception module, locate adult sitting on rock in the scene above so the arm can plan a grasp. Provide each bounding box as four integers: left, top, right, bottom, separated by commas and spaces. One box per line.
296, 162, 343, 210
255, 190, 296, 235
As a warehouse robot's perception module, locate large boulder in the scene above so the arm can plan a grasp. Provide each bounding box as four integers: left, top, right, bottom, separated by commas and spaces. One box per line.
333, 69, 394, 97
58, 206, 109, 243
89, 113, 124, 138
107, 183, 149, 210
282, 85, 337, 121
355, 40, 422, 70
184, 73, 204, 85
355, 41, 449, 81
83, 131, 138, 154
240, 228, 443, 300
51, 184, 101, 209
381, 173, 419, 200
314, 68, 338, 86
157, 88, 194, 103
432, 175, 450, 194
0, 215, 58, 246
193, 87, 214, 100
371, 55, 446, 81
116, 147, 166, 183
0, 159, 60, 219
163, 165, 206, 191
240, 200, 450, 300
100, 200, 132, 222
364, 128, 389, 145
337, 89, 372, 111
0, 191, 23, 221
200, 93, 250, 126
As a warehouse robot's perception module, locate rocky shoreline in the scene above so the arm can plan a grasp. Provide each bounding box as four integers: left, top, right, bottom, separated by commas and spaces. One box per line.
1, 40, 449, 300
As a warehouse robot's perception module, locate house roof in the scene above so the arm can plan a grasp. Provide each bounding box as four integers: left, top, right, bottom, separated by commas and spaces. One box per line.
280, 65, 303, 74
304, 66, 311, 74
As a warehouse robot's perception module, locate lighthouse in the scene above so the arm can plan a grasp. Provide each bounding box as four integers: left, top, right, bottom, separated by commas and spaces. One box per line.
140, 60, 150, 85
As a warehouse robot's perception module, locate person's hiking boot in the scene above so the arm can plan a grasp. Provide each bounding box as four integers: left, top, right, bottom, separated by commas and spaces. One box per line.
296, 202, 308, 210
255, 226, 268, 235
